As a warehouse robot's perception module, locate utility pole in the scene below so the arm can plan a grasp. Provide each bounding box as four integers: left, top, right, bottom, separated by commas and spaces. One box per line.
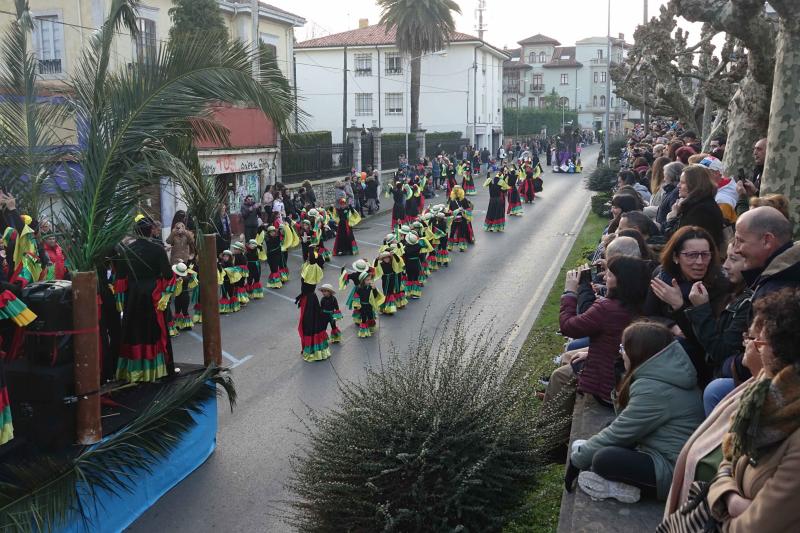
343, 46, 348, 145
475, 0, 487, 41
251, 0, 260, 78
604, 0, 611, 165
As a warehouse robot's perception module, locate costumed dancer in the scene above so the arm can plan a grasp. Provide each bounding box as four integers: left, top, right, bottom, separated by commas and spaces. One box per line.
231, 241, 250, 306
483, 171, 510, 232
448, 186, 474, 251
332, 198, 361, 256
374, 247, 405, 314
307, 209, 331, 262
1, 215, 43, 287
506, 166, 523, 216
445, 161, 458, 196
218, 249, 241, 313
519, 161, 539, 203
294, 246, 331, 362
279, 222, 299, 282
461, 162, 476, 196
422, 212, 443, 273
389, 180, 412, 230
318, 283, 343, 343
188, 253, 203, 324
339, 259, 385, 338
432, 208, 451, 267
168, 261, 196, 336
115, 216, 176, 382
264, 225, 285, 289
402, 233, 432, 299
404, 178, 422, 222
245, 239, 264, 299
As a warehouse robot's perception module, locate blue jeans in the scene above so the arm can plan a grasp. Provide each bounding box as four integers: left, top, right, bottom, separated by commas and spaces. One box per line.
566, 337, 590, 351
703, 378, 735, 417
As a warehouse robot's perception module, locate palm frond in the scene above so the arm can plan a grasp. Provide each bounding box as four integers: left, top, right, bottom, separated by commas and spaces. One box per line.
0, 365, 236, 533
0, 0, 75, 220
377, 0, 462, 56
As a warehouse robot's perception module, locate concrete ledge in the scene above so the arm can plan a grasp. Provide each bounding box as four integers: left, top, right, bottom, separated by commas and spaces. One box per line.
557, 394, 663, 533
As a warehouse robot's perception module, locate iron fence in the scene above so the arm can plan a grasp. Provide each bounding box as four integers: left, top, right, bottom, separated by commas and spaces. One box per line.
381, 140, 417, 169
428, 138, 470, 160
281, 143, 353, 183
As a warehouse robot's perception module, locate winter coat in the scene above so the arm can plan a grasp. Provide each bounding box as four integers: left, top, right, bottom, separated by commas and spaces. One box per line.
666, 194, 725, 249
743, 241, 800, 306
166, 229, 196, 265
240, 202, 262, 229
559, 293, 633, 401
571, 340, 704, 500
656, 185, 679, 227
365, 178, 379, 199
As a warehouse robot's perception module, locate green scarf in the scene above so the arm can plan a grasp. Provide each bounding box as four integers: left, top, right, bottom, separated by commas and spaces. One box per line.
724, 365, 800, 464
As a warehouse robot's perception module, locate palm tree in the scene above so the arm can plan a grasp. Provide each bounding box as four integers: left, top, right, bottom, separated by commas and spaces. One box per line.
378, 0, 461, 134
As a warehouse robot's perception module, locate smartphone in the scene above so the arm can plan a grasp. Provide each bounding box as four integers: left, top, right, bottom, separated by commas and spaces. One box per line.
579, 268, 592, 284
737, 168, 746, 182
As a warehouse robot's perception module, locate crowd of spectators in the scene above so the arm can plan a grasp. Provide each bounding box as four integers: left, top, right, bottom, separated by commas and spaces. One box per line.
542, 120, 800, 531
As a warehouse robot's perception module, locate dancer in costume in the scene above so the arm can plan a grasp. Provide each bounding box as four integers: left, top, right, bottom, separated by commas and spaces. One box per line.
115, 216, 175, 382
332, 198, 361, 256
483, 170, 510, 232
445, 161, 458, 196
294, 247, 331, 362
245, 239, 264, 299
506, 166, 523, 216
404, 177, 422, 222
340, 259, 385, 338
264, 226, 285, 289
279, 222, 298, 282
374, 248, 405, 314
402, 233, 432, 299
390, 179, 412, 230
218, 249, 243, 313
306, 209, 331, 262
318, 283, 343, 343
231, 242, 250, 306
519, 161, 539, 204
448, 186, 474, 251
461, 163, 476, 196
432, 208, 451, 267
168, 261, 197, 336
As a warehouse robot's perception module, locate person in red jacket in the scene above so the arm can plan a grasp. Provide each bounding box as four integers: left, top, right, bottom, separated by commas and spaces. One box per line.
542, 256, 651, 445
42, 233, 68, 280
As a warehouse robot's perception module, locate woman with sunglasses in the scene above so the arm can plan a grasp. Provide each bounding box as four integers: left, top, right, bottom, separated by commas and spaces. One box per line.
645, 226, 729, 386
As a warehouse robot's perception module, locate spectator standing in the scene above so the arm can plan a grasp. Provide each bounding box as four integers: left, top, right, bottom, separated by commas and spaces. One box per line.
480, 146, 490, 176
432, 156, 442, 189
239, 195, 262, 241
213, 203, 232, 253
301, 180, 317, 207
165, 222, 195, 265
655, 162, 684, 228
364, 174, 379, 214
343, 175, 355, 208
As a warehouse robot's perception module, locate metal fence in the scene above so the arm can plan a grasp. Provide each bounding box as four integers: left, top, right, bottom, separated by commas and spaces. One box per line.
429, 138, 470, 159
381, 140, 417, 169
281, 143, 353, 183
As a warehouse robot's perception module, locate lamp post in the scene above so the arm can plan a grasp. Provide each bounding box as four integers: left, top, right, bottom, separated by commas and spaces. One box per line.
405, 50, 447, 161
604, 0, 612, 166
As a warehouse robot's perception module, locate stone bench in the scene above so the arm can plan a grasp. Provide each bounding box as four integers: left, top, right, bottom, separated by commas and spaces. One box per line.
557, 394, 664, 533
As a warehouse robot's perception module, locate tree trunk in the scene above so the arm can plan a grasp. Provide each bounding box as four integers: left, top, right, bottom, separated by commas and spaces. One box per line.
410, 55, 421, 133
701, 96, 713, 143
703, 108, 728, 152
73, 271, 101, 444
762, 12, 800, 235
722, 71, 770, 182
199, 234, 222, 366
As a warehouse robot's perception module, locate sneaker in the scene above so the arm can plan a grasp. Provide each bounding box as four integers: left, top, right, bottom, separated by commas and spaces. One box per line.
577, 471, 641, 503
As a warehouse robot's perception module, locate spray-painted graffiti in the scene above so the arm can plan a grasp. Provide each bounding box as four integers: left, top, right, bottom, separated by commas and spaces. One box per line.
199, 153, 272, 175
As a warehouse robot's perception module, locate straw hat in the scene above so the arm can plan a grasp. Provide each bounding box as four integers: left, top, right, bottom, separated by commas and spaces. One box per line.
307, 208, 320, 218
247, 239, 259, 249
384, 233, 397, 243
221, 249, 232, 257
266, 225, 278, 233
232, 241, 246, 252
399, 224, 411, 235
405, 233, 419, 245
318, 283, 336, 294
172, 261, 190, 277
352, 258, 370, 272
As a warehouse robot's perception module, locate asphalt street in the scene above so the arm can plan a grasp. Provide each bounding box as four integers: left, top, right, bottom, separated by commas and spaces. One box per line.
128, 144, 598, 532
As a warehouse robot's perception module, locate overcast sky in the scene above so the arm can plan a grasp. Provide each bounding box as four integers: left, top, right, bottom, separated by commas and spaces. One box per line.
270, 0, 700, 50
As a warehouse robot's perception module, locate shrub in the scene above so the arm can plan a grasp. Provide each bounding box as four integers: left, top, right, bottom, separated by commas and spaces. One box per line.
585, 164, 618, 192
591, 191, 613, 218
503, 108, 578, 136
287, 319, 541, 532
608, 137, 627, 159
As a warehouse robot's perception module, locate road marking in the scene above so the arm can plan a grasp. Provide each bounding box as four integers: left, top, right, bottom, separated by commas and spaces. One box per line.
263, 289, 297, 303
505, 200, 592, 352
371, 222, 390, 227
187, 330, 243, 365
231, 355, 253, 369
357, 240, 382, 247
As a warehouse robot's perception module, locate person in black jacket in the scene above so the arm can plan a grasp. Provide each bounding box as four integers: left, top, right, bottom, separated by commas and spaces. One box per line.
239, 195, 262, 240
213, 203, 232, 254
663, 164, 725, 249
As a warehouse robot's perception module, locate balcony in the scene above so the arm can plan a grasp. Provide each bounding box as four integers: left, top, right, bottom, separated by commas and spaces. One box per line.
590, 58, 608, 65
37, 58, 62, 75
529, 83, 545, 93
503, 80, 523, 94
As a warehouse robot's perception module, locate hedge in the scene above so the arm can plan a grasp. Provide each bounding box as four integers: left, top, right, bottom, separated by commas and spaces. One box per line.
503, 108, 579, 136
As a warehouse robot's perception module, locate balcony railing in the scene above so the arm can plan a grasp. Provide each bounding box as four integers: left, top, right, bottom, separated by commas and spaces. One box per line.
37, 58, 62, 75
590, 57, 608, 64
503, 81, 522, 94
354, 67, 372, 76
529, 83, 545, 93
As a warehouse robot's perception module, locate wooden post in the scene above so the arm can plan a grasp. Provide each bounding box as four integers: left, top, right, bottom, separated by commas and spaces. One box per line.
72, 270, 101, 444
200, 234, 222, 366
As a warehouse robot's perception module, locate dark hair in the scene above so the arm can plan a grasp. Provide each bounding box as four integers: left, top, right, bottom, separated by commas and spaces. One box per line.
712, 135, 726, 145
681, 164, 716, 202
607, 256, 650, 316
618, 170, 638, 187
667, 141, 684, 161
617, 321, 675, 408
632, 157, 649, 169
619, 210, 657, 239
660, 225, 720, 285
752, 287, 800, 372
650, 156, 671, 194
616, 228, 653, 260
682, 131, 697, 140
608, 194, 641, 232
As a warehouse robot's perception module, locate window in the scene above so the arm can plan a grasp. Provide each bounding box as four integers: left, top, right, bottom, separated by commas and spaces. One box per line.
259, 33, 278, 59
600, 95, 606, 107
528, 97, 536, 108
539, 98, 545, 109
355, 93, 373, 115
601, 71, 607, 83
135, 18, 157, 65
538, 51, 546, 63
560, 73, 568, 85
597, 49, 604, 59
559, 97, 569, 108
354, 53, 372, 76
593, 72, 598, 83
611, 97, 615, 107
506, 98, 517, 108
385, 93, 402, 115
593, 95, 598, 107
385, 53, 402, 75
528, 52, 535, 63
33, 15, 64, 74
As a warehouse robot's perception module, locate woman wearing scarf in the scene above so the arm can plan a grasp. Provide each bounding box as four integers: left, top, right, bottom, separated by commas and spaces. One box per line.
707, 287, 800, 531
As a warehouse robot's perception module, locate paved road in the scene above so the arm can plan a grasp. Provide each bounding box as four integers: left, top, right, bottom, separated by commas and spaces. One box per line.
128, 145, 597, 532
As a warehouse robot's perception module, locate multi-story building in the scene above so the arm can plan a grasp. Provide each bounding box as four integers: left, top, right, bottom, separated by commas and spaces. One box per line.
295, 20, 509, 152
0, 0, 305, 231
502, 32, 637, 134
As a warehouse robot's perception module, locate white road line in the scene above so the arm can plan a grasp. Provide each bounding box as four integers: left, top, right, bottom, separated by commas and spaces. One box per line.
357, 240, 382, 247
187, 330, 241, 364
263, 289, 297, 303
231, 355, 254, 369
505, 200, 592, 352
371, 222, 390, 227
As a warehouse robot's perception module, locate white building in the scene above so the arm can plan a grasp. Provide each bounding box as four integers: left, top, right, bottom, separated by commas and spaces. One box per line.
295, 22, 510, 151
503, 33, 639, 134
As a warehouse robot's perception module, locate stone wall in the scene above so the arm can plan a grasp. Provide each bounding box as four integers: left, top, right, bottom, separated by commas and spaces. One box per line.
283, 169, 397, 209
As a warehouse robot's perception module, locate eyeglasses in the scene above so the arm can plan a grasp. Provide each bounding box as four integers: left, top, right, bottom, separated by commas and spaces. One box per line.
619, 344, 626, 356
680, 251, 713, 262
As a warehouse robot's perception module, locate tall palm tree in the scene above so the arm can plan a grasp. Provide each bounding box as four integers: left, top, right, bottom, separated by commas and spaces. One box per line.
378, 0, 461, 135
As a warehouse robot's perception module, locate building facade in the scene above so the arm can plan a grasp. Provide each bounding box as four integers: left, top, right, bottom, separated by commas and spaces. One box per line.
295, 22, 509, 152
502, 33, 638, 134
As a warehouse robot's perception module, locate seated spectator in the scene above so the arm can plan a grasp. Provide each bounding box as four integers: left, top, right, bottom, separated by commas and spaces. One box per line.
685, 242, 753, 415
665, 315, 764, 515
706, 288, 800, 531
655, 162, 684, 228
646, 226, 730, 386
748, 193, 790, 221
663, 164, 725, 249
567, 322, 704, 503
543, 257, 651, 422
618, 170, 652, 204
734, 206, 800, 304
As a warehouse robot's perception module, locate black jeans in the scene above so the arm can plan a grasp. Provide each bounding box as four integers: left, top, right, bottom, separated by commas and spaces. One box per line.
590, 446, 658, 498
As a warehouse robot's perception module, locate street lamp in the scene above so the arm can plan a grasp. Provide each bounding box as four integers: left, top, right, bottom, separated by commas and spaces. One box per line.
405, 49, 448, 162
604, 0, 612, 166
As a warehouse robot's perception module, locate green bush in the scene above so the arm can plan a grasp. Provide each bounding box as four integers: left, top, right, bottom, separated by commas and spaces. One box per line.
287, 319, 541, 532
608, 137, 627, 159
286, 130, 333, 147
503, 108, 578, 136
591, 191, 613, 218
585, 164, 618, 192
382, 131, 463, 144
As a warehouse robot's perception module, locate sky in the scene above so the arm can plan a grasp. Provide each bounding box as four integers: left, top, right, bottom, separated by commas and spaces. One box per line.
269, 0, 698, 50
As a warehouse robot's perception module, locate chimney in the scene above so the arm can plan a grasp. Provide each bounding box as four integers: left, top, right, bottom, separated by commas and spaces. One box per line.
358, 18, 369, 29
618, 32, 624, 40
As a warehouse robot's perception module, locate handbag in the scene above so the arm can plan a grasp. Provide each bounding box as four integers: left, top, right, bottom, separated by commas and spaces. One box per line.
656, 481, 721, 533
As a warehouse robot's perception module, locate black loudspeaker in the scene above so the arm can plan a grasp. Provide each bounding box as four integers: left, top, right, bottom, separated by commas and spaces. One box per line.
4, 358, 75, 451
22, 280, 74, 366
